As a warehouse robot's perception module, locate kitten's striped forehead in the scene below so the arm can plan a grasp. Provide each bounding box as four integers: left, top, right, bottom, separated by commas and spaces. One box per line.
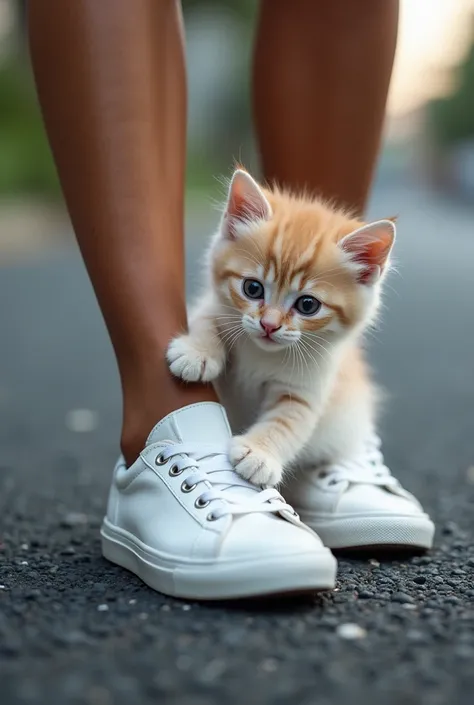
260, 221, 323, 292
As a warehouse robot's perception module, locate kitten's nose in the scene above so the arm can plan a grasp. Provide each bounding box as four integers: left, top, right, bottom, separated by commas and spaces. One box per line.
260, 320, 281, 336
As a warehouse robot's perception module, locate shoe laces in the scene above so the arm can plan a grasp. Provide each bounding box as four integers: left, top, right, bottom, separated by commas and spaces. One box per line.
316, 434, 399, 490
154, 442, 297, 521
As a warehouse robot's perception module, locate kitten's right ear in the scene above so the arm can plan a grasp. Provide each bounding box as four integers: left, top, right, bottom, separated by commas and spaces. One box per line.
221, 169, 272, 239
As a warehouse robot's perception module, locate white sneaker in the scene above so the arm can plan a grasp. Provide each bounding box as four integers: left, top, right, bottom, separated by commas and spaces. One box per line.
285, 434, 435, 551
101, 402, 336, 599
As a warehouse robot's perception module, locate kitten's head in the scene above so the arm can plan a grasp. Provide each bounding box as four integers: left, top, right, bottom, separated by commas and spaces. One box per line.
210, 169, 395, 353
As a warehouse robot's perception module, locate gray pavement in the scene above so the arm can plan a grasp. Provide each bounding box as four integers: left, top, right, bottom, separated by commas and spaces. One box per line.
1, 180, 474, 705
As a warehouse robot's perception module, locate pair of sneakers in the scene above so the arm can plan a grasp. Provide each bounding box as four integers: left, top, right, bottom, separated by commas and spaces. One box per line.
101, 402, 435, 599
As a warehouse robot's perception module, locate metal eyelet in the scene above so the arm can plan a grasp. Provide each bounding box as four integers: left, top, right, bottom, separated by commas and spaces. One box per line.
207, 512, 218, 522
181, 481, 197, 493
169, 464, 183, 477
155, 453, 167, 466
195, 496, 210, 509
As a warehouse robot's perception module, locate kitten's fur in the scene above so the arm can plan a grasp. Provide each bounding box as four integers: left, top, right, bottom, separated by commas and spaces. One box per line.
167, 169, 395, 487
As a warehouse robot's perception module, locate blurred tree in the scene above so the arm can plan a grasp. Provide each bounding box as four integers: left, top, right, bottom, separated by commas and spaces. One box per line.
428, 18, 474, 147
0, 0, 256, 198
0, 0, 60, 197
183, 0, 258, 190
183, 0, 255, 24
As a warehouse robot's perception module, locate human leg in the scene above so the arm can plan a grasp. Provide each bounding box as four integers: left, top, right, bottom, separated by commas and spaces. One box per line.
29, 0, 217, 466
253, 0, 399, 214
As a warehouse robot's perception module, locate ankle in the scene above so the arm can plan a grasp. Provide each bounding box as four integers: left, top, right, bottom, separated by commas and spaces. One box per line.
121, 379, 218, 466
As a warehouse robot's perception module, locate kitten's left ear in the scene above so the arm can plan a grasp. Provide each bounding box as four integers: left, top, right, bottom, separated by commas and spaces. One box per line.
222, 169, 272, 239
339, 219, 396, 285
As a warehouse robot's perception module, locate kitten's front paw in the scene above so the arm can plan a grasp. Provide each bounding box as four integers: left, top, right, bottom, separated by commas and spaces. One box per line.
230, 436, 282, 487
167, 335, 224, 382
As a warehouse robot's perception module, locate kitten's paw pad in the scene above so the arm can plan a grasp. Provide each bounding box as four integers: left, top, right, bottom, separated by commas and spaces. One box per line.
167, 336, 224, 382
229, 436, 282, 487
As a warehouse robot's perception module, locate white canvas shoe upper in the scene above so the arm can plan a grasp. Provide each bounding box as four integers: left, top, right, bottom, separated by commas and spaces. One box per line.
285, 434, 435, 550
101, 402, 336, 599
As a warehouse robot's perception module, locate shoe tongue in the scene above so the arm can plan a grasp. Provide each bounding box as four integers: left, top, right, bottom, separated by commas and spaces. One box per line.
146, 402, 261, 501
146, 402, 232, 446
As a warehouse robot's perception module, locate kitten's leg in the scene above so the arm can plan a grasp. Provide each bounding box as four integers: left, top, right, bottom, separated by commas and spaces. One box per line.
230, 386, 319, 487
167, 296, 226, 383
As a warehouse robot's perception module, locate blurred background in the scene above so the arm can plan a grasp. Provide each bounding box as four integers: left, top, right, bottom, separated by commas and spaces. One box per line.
1, 4, 474, 703
2, 0, 474, 250
0, 0, 473, 488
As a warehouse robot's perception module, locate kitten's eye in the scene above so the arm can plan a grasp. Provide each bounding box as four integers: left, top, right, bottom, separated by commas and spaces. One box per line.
243, 279, 264, 300
294, 295, 321, 316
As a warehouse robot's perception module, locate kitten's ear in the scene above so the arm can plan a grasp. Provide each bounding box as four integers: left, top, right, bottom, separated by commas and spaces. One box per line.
339, 219, 396, 285
222, 169, 272, 239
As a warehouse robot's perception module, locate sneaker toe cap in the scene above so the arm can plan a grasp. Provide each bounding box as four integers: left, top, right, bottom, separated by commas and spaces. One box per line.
220, 512, 326, 561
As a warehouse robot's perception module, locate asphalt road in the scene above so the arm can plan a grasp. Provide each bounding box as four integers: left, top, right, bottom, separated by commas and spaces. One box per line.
1, 181, 474, 705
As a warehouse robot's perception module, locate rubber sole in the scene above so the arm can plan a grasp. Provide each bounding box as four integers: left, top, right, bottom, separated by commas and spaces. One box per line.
101, 519, 337, 600
297, 513, 435, 551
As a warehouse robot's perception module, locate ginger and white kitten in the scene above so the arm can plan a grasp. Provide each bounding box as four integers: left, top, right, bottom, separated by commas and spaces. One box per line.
167, 169, 395, 487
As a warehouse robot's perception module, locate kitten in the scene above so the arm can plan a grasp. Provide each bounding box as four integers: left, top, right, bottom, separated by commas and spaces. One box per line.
167, 169, 395, 487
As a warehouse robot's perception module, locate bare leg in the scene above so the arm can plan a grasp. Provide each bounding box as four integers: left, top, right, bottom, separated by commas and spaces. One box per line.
29, 0, 217, 465
253, 0, 399, 213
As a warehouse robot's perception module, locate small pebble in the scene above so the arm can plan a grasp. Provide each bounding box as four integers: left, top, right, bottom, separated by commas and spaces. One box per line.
407, 629, 426, 643
182, 604, 192, 611
128, 599, 137, 605
442, 521, 459, 535
19, 561, 28, 566
391, 592, 415, 604
97, 604, 109, 612
414, 576, 427, 585
358, 591, 375, 599
161, 604, 171, 612
60, 512, 88, 528
444, 596, 460, 605
65, 409, 99, 433
336, 623, 367, 640
20, 543, 28, 550
25, 589, 41, 601
260, 658, 278, 673
61, 547, 76, 556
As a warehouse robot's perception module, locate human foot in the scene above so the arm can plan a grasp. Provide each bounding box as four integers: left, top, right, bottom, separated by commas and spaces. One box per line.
101, 402, 336, 599
284, 434, 435, 551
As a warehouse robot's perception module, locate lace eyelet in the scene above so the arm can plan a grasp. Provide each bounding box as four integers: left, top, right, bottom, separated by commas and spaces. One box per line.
169, 464, 183, 477
155, 453, 167, 466
181, 481, 197, 493
207, 512, 218, 522
195, 496, 210, 509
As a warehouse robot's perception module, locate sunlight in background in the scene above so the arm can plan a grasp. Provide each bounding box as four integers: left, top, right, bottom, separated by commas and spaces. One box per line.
388, 0, 474, 115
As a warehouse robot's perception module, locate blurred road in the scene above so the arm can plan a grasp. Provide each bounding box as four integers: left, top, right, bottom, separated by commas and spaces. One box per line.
1, 180, 474, 705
